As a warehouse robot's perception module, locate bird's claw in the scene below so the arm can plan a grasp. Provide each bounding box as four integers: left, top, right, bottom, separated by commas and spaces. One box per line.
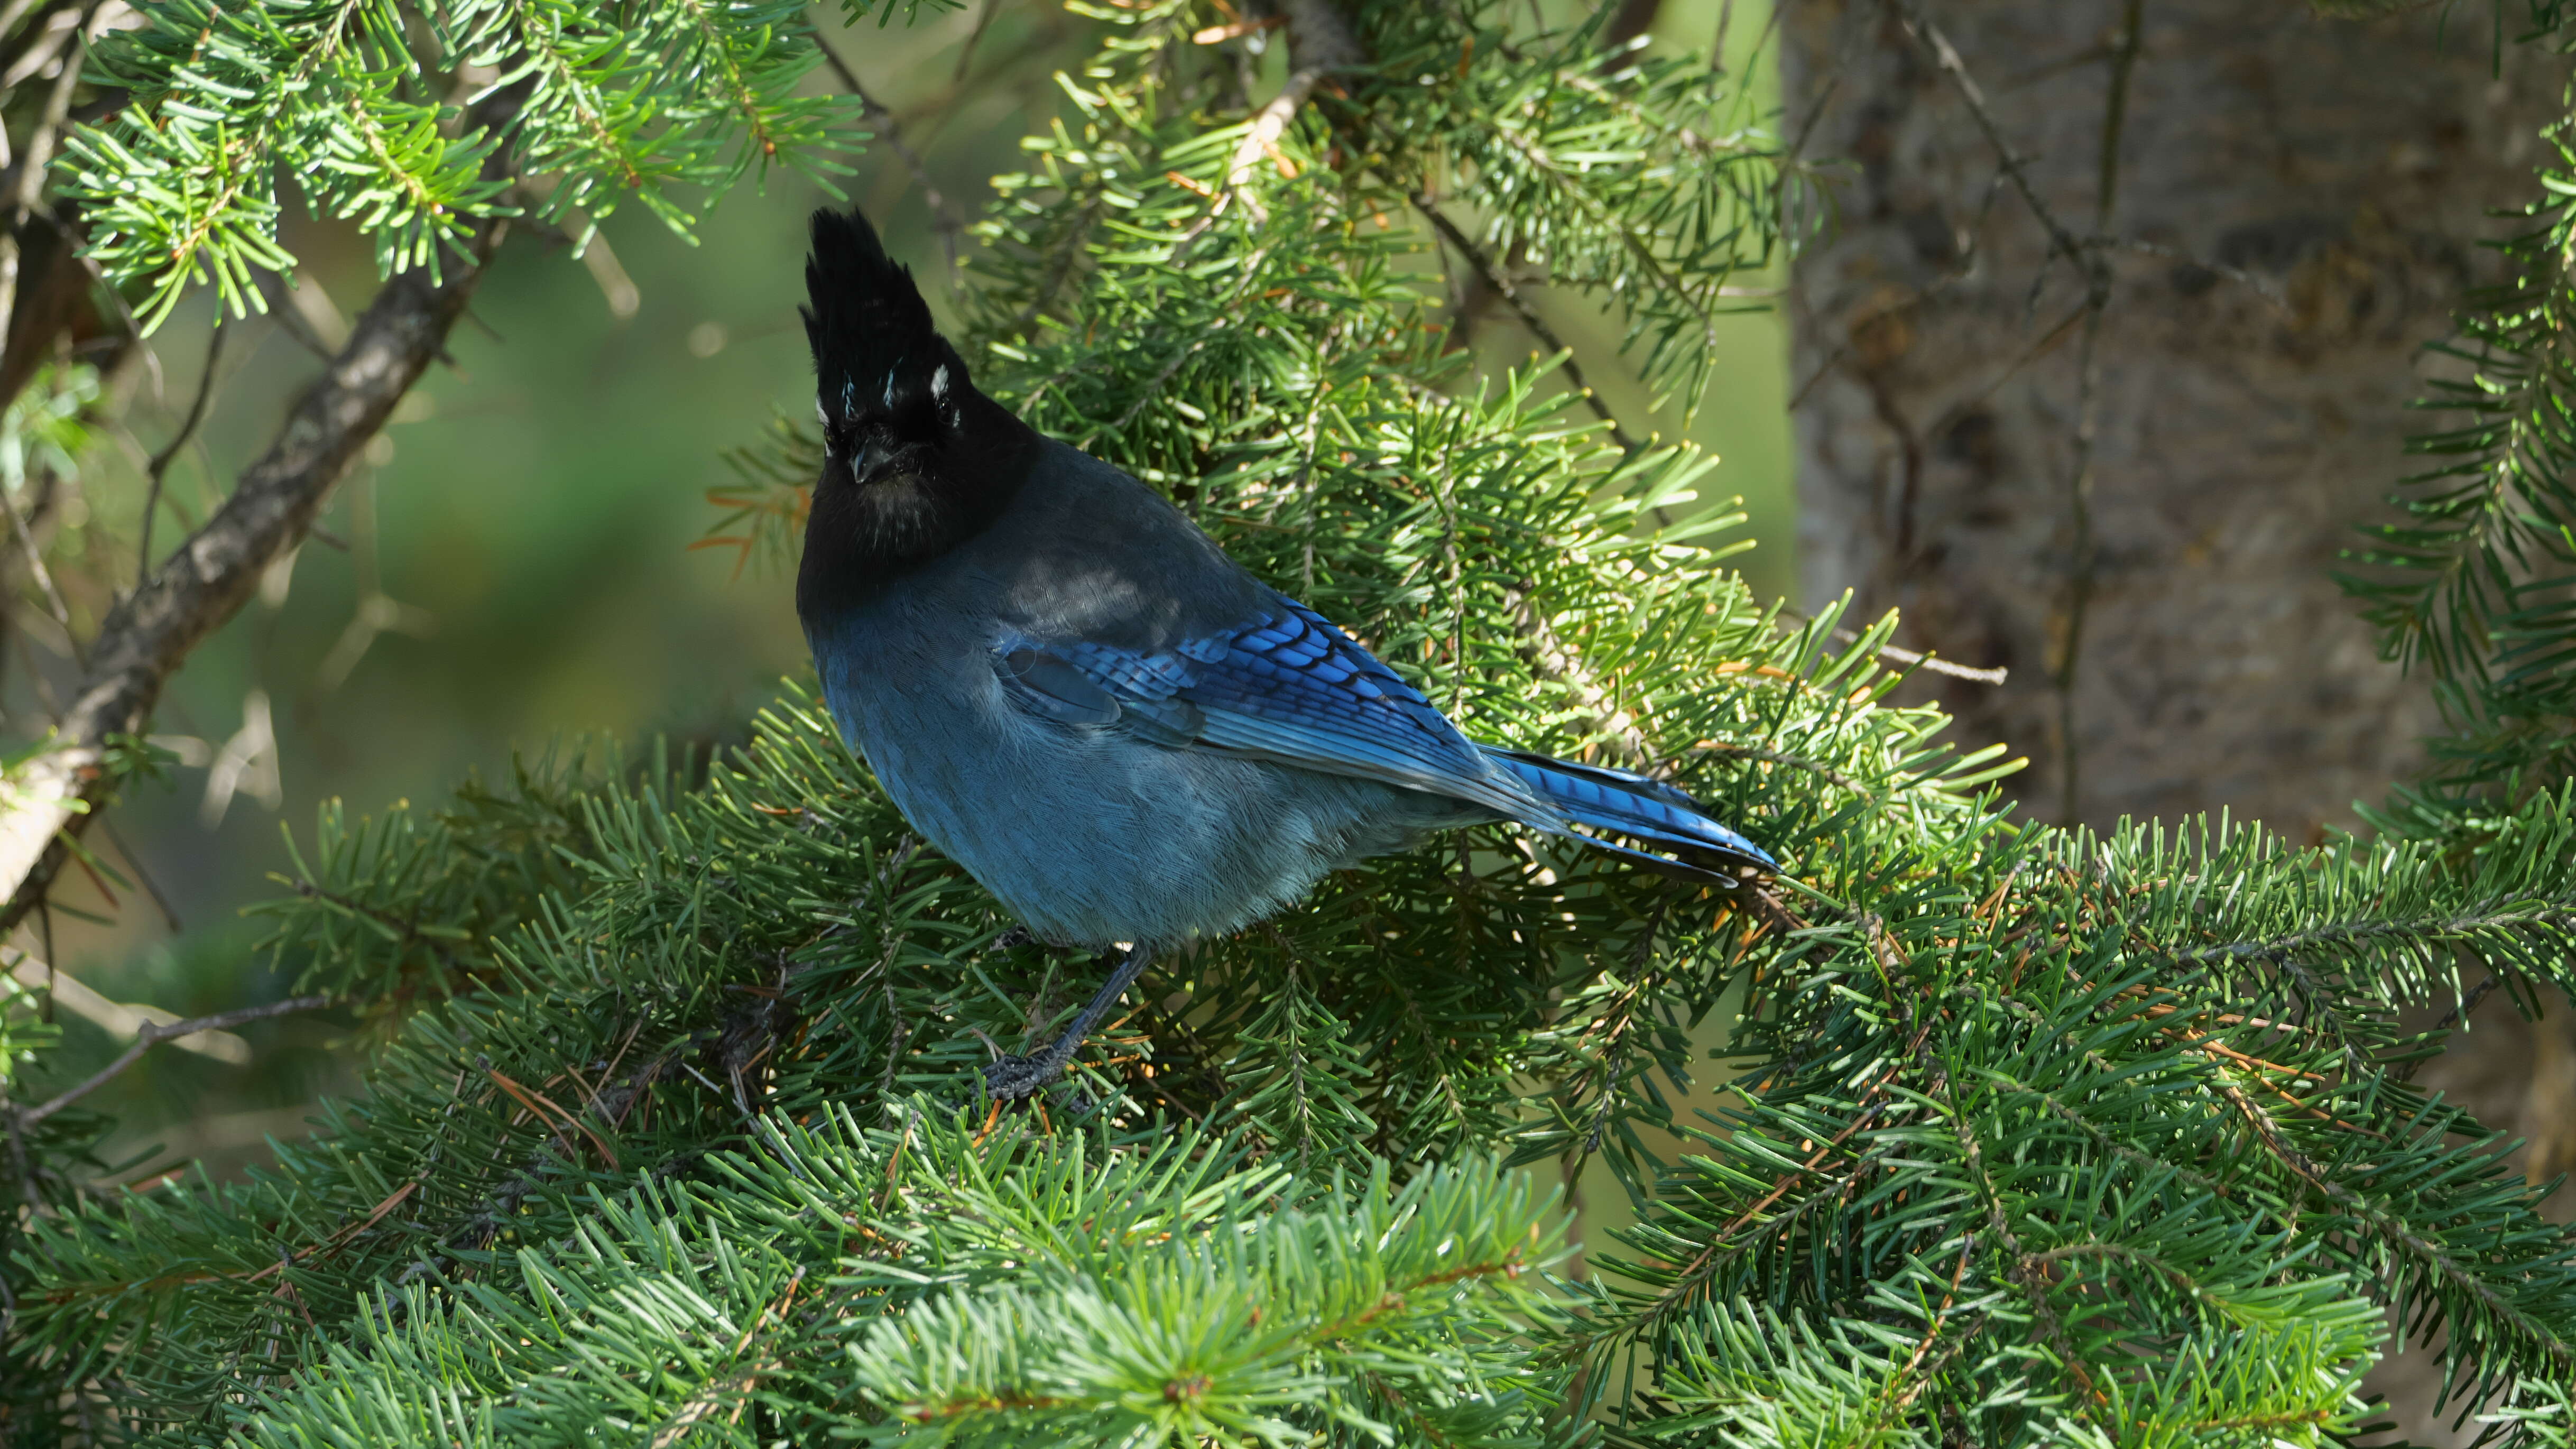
981, 1053, 1057, 1100
990, 926, 1037, 952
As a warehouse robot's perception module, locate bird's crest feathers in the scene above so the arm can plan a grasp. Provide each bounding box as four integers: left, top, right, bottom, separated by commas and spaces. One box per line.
801, 207, 967, 444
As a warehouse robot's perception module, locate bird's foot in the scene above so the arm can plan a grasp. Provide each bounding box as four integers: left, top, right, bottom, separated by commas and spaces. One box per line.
981, 1052, 1063, 1101
989, 926, 1037, 952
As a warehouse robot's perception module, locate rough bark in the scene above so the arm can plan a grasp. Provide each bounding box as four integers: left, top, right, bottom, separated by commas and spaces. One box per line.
1785, 1, 2560, 839
1784, 3, 2568, 1435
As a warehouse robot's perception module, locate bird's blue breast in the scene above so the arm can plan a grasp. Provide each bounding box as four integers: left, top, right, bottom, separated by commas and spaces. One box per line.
804, 574, 1477, 949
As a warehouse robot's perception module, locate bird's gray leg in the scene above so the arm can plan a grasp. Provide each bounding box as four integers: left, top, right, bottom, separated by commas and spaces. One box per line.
982, 943, 1153, 1100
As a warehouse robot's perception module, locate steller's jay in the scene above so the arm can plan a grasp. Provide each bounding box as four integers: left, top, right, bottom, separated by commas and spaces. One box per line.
795, 207, 1776, 1099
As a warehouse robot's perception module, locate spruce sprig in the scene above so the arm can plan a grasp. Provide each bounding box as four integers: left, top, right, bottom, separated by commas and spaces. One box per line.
62, 0, 858, 329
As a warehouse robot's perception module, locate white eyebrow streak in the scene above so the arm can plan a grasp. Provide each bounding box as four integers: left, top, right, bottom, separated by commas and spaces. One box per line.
815, 398, 829, 424
930, 364, 950, 402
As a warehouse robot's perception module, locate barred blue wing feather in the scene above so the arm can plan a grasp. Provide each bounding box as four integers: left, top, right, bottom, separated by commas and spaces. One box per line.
1481, 749, 1776, 873
994, 592, 1778, 878
1001, 594, 1538, 819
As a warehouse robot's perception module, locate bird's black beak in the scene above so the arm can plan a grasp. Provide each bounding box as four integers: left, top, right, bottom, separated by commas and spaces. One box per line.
853, 438, 931, 488
852, 436, 888, 486
822, 422, 903, 488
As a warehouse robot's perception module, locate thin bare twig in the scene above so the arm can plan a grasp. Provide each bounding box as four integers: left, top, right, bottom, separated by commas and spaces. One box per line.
0, 463, 74, 666
1732, 0, 1781, 78
17, 993, 331, 1127
1782, 2, 1876, 167
2055, 307, 2106, 823
2098, 236, 2287, 312
253, 268, 344, 359
2418, 972, 2502, 1045
2093, 0, 2146, 231
950, 0, 998, 84
1901, 295, 2087, 445
2051, 0, 2141, 825
1415, 198, 1638, 452
1891, 2, 2090, 280
1785, 160, 2007, 440
1775, 606, 2010, 684
1839, 625, 2008, 684
139, 320, 226, 583
814, 27, 967, 272
97, 816, 180, 933
1888, 0, 2122, 820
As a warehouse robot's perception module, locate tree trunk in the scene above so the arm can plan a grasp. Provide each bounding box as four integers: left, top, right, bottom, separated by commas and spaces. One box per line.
1784, 0, 2561, 837
1782, 1, 2568, 1434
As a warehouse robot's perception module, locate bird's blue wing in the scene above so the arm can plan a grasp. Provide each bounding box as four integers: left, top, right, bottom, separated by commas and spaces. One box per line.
996, 596, 1538, 817
996, 594, 1778, 881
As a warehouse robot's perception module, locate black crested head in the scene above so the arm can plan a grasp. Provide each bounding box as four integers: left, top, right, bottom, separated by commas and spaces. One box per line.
801, 206, 962, 452
797, 206, 1038, 618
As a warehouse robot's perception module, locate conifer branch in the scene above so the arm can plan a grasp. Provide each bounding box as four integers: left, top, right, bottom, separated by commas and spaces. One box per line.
1222, 69, 1323, 223
1501, 583, 1651, 765
812, 27, 966, 270
15, 993, 331, 1127
14, 6, 2576, 1441
0, 86, 529, 936
2217, 1075, 2576, 1368
1415, 197, 1639, 451
136, 320, 226, 582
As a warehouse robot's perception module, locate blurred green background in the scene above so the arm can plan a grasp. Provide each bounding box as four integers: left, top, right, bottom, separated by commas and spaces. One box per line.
26, 1, 1791, 1185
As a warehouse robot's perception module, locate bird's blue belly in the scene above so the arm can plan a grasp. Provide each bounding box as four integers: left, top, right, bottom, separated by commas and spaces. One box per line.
816, 635, 1473, 948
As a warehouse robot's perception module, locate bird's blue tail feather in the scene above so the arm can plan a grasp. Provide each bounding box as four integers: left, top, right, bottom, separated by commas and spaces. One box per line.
1481, 748, 1777, 882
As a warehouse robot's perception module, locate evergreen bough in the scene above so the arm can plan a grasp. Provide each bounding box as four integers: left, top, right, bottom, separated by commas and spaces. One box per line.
6, 2, 2576, 1445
